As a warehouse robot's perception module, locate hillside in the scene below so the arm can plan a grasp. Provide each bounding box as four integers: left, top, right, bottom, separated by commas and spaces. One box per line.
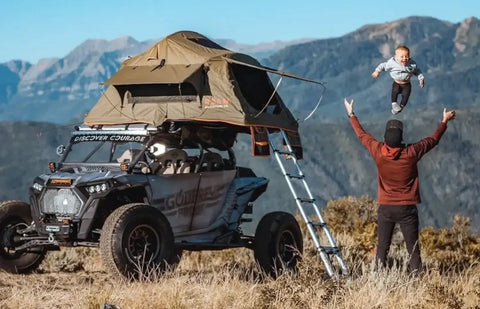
0, 122, 70, 201
0, 108, 478, 231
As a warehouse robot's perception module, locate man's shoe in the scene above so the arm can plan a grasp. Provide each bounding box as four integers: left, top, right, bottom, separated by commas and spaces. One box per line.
391, 102, 402, 115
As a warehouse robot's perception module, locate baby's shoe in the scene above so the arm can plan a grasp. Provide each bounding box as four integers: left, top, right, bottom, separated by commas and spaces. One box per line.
391, 102, 403, 115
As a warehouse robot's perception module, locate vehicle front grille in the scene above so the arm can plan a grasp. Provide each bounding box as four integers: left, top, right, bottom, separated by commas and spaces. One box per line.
41, 188, 83, 216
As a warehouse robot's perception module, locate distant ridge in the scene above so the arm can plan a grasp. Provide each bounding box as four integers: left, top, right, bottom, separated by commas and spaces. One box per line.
2, 16, 478, 122
0, 35, 313, 122
263, 16, 480, 118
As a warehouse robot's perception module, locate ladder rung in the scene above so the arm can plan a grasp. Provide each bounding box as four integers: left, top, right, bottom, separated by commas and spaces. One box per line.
320, 246, 340, 254
297, 197, 315, 203
275, 150, 294, 156
286, 173, 304, 179
309, 221, 327, 227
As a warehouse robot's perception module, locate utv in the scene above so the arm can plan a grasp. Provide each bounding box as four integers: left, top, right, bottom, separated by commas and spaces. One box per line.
1, 30, 348, 279
0, 121, 303, 278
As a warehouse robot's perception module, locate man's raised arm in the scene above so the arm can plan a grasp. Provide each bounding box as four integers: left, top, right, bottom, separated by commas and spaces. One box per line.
412, 108, 456, 158
344, 98, 379, 153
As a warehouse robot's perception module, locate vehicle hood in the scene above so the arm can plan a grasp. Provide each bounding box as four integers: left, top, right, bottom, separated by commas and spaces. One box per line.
37, 170, 127, 186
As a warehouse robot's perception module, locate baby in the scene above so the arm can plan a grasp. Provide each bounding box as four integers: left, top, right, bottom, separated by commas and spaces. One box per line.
372, 45, 425, 114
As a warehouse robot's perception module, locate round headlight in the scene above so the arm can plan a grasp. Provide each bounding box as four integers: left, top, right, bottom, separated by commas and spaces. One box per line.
87, 183, 109, 194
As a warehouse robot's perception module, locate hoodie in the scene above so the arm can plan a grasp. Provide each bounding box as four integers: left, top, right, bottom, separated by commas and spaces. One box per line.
375, 57, 424, 82
349, 116, 446, 205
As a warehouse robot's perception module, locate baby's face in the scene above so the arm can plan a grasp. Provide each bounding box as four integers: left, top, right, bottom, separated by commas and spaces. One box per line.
395, 49, 410, 66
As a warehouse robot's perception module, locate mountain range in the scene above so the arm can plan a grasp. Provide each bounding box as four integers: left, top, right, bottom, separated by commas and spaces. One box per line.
0, 16, 478, 231
265, 16, 480, 119
0, 36, 312, 123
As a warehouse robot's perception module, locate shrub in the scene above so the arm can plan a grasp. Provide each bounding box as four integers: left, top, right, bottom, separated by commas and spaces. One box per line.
420, 215, 480, 272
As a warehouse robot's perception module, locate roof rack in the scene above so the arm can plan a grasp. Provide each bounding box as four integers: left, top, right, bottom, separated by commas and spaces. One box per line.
76, 123, 158, 132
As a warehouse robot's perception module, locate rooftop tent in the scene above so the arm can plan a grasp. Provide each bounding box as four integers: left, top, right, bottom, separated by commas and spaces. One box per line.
84, 31, 318, 156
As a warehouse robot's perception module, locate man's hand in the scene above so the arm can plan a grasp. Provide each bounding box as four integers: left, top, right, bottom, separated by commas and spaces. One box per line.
442, 108, 456, 123
419, 79, 425, 88
371, 71, 380, 79
344, 98, 355, 117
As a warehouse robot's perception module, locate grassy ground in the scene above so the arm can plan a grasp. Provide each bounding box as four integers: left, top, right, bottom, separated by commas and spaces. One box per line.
1, 197, 479, 309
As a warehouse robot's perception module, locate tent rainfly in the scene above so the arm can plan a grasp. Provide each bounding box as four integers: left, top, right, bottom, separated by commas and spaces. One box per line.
84, 31, 321, 156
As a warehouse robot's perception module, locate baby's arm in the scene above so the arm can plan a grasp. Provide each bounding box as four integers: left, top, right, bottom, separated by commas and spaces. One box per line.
414, 67, 425, 88
372, 61, 388, 78
409, 59, 425, 87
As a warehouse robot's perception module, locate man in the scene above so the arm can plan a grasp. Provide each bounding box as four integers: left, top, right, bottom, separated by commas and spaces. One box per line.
343, 98, 456, 273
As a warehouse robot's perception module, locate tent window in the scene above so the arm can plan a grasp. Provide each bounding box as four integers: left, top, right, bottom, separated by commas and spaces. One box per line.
230, 64, 282, 114
116, 83, 199, 104
121, 83, 197, 96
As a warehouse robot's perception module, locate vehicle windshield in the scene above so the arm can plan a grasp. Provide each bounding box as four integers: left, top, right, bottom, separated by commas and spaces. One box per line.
62, 133, 149, 164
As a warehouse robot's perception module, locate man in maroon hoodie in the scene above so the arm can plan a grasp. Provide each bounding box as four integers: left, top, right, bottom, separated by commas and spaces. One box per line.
343, 98, 456, 273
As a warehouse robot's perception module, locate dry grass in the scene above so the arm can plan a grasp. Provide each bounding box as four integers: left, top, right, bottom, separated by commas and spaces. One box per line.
1, 197, 479, 309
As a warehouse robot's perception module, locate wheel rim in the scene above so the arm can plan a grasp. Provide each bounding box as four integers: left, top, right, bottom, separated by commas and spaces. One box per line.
1, 221, 28, 259
126, 224, 161, 264
277, 229, 298, 265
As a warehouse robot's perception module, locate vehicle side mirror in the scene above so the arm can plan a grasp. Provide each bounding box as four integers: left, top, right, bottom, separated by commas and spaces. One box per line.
56, 145, 65, 156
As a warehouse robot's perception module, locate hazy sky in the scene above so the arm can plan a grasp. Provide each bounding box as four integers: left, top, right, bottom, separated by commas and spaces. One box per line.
1, 0, 478, 63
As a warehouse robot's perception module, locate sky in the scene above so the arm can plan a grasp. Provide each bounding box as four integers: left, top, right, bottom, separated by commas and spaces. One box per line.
1, 0, 478, 63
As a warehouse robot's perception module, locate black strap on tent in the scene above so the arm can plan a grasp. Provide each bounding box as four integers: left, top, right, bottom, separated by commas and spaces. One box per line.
151, 58, 166, 72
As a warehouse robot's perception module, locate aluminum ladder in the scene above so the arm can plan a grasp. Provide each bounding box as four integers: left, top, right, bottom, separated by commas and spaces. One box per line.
268, 130, 348, 278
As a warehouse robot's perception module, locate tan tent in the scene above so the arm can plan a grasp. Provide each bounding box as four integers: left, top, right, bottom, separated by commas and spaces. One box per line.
85, 31, 320, 156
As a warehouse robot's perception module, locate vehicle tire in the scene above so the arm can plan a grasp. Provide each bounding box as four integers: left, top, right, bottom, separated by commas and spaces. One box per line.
0, 200, 46, 273
254, 211, 303, 277
100, 203, 175, 280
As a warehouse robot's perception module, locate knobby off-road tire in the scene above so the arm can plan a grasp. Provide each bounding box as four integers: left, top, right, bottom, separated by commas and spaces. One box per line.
254, 211, 303, 278
0, 200, 45, 273
100, 203, 175, 280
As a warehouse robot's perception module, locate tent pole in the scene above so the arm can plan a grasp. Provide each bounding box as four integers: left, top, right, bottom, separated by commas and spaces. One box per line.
254, 76, 283, 118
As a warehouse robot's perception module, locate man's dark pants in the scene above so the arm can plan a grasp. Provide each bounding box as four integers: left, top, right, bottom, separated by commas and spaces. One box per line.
376, 204, 422, 273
